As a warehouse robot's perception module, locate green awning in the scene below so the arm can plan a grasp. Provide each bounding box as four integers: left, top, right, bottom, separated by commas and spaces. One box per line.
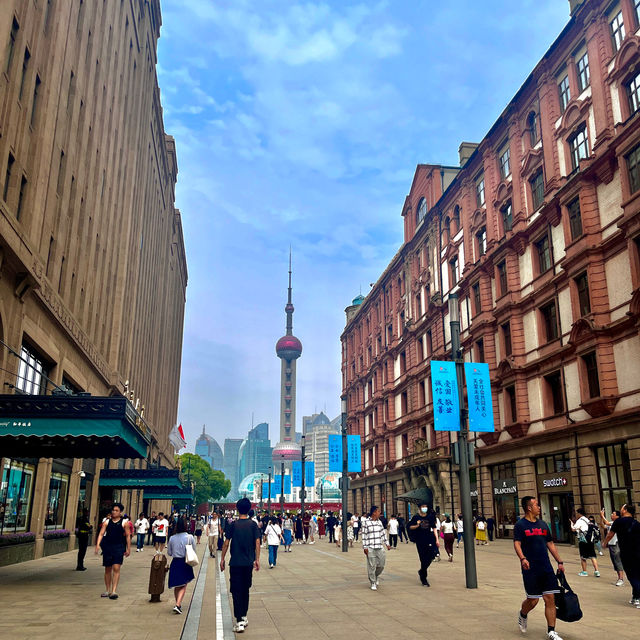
0, 395, 150, 458
99, 468, 183, 488
144, 489, 193, 501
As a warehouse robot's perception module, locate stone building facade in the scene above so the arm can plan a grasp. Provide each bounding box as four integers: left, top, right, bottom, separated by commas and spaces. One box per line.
0, 0, 187, 560
342, 0, 640, 540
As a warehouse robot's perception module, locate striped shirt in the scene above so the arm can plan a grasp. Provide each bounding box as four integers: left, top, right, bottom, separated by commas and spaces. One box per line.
361, 517, 388, 549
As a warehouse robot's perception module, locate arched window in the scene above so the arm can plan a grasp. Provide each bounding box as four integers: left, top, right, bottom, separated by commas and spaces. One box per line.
442, 216, 451, 245
528, 111, 540, 147
416, 197, 427, 225
453, 206, 461, 233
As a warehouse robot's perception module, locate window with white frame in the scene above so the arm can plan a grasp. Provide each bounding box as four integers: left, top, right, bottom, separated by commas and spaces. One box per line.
558, 74, 571, 112
576, 52, 590, 93
627, 70, 640, 116
16, 344, 49, 395
569, 125, 589, 171
610, 10, 625, 53
499, 144, 511, 179
475, 175, 485, 207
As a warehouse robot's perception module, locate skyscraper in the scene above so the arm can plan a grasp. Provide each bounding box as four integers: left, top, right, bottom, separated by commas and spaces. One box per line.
272, 254, 302, 465
194, 426, 223, 470
223, 438, 243, 499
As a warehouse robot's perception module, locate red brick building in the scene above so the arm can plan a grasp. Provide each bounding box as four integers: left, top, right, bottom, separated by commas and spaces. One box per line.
341, 0, 640, 541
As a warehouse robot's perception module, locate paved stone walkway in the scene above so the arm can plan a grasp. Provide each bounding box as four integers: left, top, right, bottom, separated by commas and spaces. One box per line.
0, 537, 638, 639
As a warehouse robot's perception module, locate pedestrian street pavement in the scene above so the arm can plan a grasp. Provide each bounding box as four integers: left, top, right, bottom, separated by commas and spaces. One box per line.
0, 537, 638, 639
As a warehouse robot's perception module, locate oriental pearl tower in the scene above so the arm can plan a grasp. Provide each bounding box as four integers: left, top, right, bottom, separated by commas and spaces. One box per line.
272, 253, 302, 465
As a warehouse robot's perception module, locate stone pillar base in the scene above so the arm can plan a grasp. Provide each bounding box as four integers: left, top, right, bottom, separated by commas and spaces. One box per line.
34, 537, 45, 559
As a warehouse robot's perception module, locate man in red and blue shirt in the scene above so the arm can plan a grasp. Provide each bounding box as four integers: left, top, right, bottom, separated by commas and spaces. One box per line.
514, 496, 565, 640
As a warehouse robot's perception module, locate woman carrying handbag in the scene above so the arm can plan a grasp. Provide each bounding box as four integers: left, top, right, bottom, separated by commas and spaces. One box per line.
167, 518, 198, 614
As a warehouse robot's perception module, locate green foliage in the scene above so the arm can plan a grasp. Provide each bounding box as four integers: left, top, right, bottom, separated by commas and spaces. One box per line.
176, 453, 231, 505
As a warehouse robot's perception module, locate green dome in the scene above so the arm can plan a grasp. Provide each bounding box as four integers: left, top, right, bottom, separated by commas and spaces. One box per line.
352, 294, 365, 306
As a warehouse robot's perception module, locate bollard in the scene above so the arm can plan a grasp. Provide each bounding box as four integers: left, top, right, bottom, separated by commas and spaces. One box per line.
148, 552, 168, 602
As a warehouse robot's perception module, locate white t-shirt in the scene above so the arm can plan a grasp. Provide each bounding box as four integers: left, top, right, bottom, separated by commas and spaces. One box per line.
153, 518, 169, 537
441, 521, 454, 534
265, 523, 282, 546
572, 516, 589, 534
388, 519, 399, 535
435, 517, 441, 531
456, 519, 464, 533
206, 520, 219, 537
134, 518, 149, 534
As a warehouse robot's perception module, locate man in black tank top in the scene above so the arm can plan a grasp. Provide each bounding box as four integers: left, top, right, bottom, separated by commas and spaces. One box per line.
95, 503, 131, 599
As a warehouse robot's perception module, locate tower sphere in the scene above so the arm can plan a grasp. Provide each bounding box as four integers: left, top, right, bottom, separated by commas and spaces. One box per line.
276, 335, 302, 359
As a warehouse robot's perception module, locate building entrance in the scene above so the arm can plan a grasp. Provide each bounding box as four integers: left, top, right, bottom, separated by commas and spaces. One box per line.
541, 492, 574, 543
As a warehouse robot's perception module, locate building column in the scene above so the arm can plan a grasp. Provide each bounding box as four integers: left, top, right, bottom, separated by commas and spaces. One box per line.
64, 458, 83, 551
516, 457, 536, 501
479, 463, 493, 519
32, 458, 53, 559
576, 444, 599, 513
628, 437, 640, 507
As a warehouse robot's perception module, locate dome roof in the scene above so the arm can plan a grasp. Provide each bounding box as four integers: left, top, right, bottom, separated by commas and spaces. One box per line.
276, 335, 302, 359
272, 441, 301, 461
316, 472, 342, 499
238, 472, 269, 493
352, 294, 365, 306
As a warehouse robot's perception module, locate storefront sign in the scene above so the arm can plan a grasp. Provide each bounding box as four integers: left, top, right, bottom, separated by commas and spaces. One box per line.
430, 361, 460, 431
537, 473, 572, 493
464, 362, 495, 432
493, 478, 518, 496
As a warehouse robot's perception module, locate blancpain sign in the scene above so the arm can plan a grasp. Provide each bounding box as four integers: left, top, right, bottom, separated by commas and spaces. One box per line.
493, 480, 517, 495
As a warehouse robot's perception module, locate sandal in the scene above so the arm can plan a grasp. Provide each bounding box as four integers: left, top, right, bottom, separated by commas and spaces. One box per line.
108, 593, 119, 599
101, 592, 110, 597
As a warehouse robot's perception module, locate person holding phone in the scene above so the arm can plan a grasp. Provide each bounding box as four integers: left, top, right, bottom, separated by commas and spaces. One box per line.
408, 502, 439, 586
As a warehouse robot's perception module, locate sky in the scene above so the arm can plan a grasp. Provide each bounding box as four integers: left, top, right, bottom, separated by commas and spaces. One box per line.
157, 0, 571, 451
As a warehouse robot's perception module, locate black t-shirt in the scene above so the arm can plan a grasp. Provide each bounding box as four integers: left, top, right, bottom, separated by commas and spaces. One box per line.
610, 517, 640, 562
513, 517, 553, 571
408, 514, 437, 546
225, 518, 261, 567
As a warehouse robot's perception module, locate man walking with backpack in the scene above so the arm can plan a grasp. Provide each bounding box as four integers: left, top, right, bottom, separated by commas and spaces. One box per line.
220, 497, 262, 633
570, 508, 600, 577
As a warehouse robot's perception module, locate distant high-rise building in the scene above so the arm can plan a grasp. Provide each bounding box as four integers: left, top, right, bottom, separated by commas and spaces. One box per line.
305, 413, 340, 478
238, 421, 272, 481
194, 426, 223, 470
223, 438, 243, 499
302, 412, 331, 435
248, 422, 269, 441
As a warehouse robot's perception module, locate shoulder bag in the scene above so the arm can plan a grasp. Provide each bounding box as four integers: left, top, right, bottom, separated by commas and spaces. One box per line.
185, 535, 199, 567
555, 571, 583, 622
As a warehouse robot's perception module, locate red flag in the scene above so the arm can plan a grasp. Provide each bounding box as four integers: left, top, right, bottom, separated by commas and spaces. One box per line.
178, 423, 186, 443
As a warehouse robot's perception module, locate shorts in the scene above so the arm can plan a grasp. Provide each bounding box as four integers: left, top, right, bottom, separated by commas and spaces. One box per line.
522, 567, 560, 599
102, 544, 125, 567
155, 536, 167, 544
579, 541, 596, 559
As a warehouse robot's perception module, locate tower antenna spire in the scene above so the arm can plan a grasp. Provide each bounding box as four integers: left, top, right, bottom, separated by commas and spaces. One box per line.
286, 247, 294, 335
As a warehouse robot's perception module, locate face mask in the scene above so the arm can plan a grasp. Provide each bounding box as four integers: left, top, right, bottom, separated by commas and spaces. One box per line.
421, 507, 428, 514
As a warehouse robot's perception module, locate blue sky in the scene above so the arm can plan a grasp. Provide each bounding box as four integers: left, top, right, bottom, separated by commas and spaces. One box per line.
157, 0, 570, 450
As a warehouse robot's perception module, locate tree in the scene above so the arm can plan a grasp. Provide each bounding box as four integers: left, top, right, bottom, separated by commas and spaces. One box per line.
176, 453, 231, 505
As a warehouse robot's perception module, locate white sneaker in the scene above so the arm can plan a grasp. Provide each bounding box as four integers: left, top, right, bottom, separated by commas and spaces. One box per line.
375, 579, 379, 586
615, 579, 624, 586
517, 612, 527, 633
233, 621, 246, 633
547, 632, 563, 640
631, 598, 640, 605
370, 583, 377, 590
241, 616, 248, 627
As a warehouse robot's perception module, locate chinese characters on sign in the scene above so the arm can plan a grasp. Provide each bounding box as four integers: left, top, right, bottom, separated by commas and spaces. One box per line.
430, 361, 460, 431
292, 461, 302, 487
347, 435, 362, 472
464, 362, 495, 432
305, 461, 315, 487
328, 434, 341, 472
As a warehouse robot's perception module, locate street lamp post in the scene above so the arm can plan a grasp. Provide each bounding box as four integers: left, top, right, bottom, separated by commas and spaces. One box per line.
300, 435, 306, 518
320, 482, 324, 515
341, 395, 348, 553
449, 292, 478, 589
267, 466, 272, 514
280, 462, 285, 516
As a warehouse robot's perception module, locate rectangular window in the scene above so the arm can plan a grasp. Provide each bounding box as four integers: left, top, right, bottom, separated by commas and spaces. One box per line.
530, 170, 544, 211
45, 472, 69, 530
575, 271, 591, 316
540, 300, 559, 341
399, 350, 406, 375
501, 202, 513, 232
582, 351, 600, 398
567, 197, 583, 240
30, 74, 41, 127
450, 255, 459, 285
56, 150, 65, 195
502, 321, 512, 357
610, 11, 625, 53
472, 282, 482, 314
16, 343, 49, 395
0, 460, 36, 534
476, 338, 485, 363
544, 371, 565, 415
558, 74, 571, 112
476, 226, 487, 257
576, 52, 590, 93
476, 176, 485, 207
497, 260, 508, 296
536, 234, 552, 273
499, 145, 511, 179
628, 143, 640, 194
417, 337, 423, 362
18, 47, 30, 101
628, 71, 640, 116
3, 152, 14, 202
506, 385, 517, 422
426, 330, 432, 356
569, 126, 589, 171
5, 18, 19, 74
16, 174, 27, 220
597, 443, 633, 518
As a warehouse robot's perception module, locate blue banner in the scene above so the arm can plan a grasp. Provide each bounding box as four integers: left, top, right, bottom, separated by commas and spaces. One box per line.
284, 475, 291, 494
273, 475, 281, 496
465, 362, 495, 432
261, 479, 271, 500
305, 461, 315, 488
347, 435, 362, 472
328, 434, 342, 472
292, 461, 302, 487
430, 361, 460, 431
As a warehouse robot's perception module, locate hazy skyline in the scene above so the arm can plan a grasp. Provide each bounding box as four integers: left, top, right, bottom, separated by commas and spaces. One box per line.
156, 0, 571, 452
